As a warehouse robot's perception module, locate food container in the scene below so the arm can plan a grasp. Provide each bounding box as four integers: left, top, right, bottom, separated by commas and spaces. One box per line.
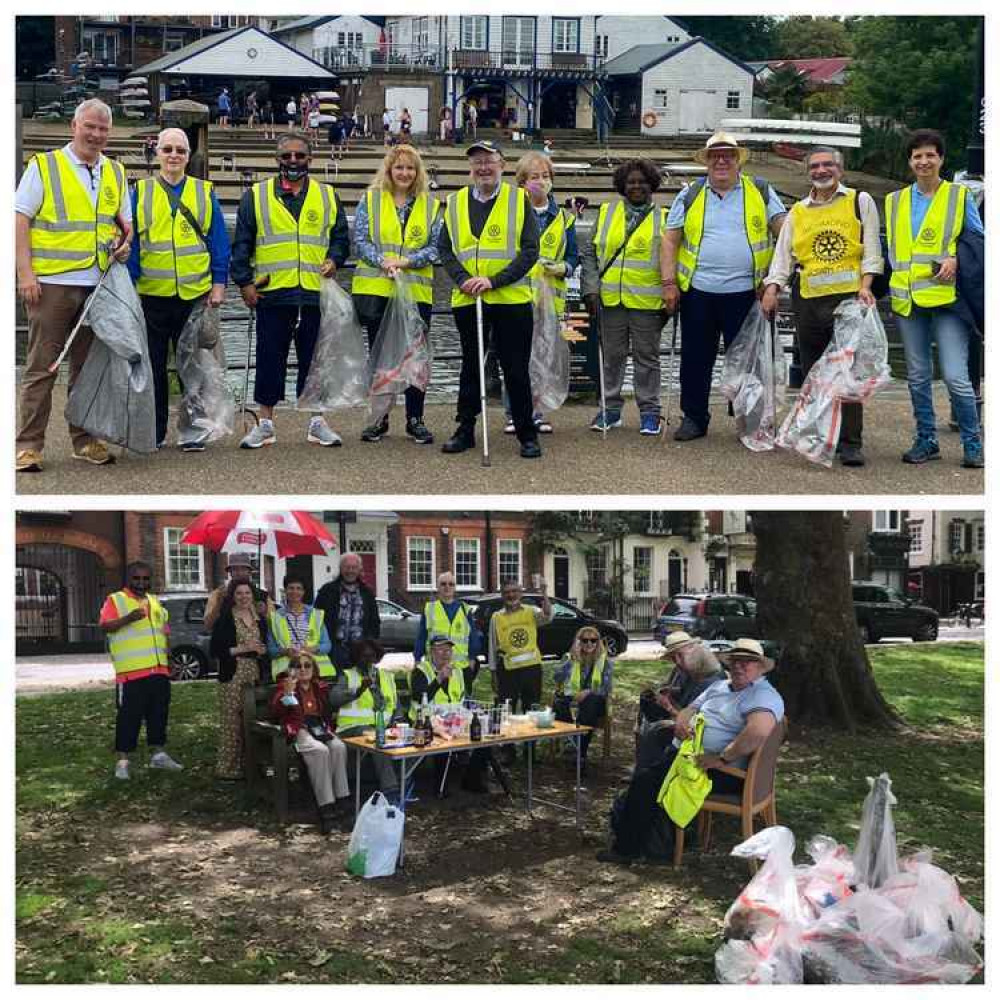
528, 709, 554, 729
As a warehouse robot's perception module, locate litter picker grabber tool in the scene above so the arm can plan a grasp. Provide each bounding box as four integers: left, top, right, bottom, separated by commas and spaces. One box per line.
767, 313, 777, 426
240, 275, 271, 431
475, 294, 491, 467
595, 306, 608, 440
47, 241, 115, 373
664, 312, 679, 431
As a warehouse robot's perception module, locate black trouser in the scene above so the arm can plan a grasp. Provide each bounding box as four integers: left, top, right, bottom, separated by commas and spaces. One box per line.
791, 288, 863, 448
141, 294, 197, 445
359, 295, 431, 422
114, 674, 172, 754
432, 748, 489, 790
496, 662, 542, 714
453, 301, 536, 444
254, 302, 321, 407
553, 692, 607, 761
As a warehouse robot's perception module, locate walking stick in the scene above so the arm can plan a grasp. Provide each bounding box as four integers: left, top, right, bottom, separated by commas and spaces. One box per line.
594, 305, 608, 440
475, 295, 491, 467
47, 241, 116, 373
767, 313, 778, 431
664, 312, 679, 430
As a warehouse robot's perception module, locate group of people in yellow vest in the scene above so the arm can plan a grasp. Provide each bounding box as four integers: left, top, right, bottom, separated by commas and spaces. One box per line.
16, 101, 983, 473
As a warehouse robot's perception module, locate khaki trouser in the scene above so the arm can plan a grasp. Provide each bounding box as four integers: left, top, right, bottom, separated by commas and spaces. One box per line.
17, 282, 96, 451
295, 729, 349, 806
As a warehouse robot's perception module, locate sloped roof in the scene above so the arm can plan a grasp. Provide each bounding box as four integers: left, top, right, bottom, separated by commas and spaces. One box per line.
270, 15, 385, 36
604, 37, 755, 79
765, 57, 851, 83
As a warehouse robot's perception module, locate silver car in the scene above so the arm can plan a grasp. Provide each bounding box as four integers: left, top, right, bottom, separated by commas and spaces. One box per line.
376, 598, 421, 651
161, 592, 214, 681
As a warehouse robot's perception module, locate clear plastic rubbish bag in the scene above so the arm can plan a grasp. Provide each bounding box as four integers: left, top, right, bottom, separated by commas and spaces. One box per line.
719, 303, 786, 451
175, 299, 234, 446
64, 261, 157, 454
716, 923, 804, 985
529, 278, 571, 412
795, 835, 854, 920
853, 773, 898, 889
298, 278, 369, 411
345, 791, 404, 878
367, 275, 432, 422
777, 301, 890, 467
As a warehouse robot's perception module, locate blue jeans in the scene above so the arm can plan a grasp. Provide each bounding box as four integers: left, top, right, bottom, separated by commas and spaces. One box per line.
897, 305, 981, 448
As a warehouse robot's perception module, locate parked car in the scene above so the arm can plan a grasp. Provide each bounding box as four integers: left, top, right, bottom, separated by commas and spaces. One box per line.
852, 582, 939, 643
376, 598, 422, 652
654, 593, 759, 643
162, 593, 213, 681
469, 594, 629, 657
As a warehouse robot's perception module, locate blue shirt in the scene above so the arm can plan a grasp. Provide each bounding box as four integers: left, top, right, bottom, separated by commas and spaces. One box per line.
265, 604, 333, 660
666, 179, 786, 293
127, 178, 231, 286
413, 599, 483, 663
352, 193, 443, 270
908, 184, 984, 239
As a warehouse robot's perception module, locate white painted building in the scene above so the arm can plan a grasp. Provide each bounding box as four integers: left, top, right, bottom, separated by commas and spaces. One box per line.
592, 15, 690, 63
269, 15, 385, 71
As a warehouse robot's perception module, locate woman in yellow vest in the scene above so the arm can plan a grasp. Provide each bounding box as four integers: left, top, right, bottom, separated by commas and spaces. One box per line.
886, 129, 984, 469
353, 144, 442, 445
552, 626, 614, 772
266, 573, 335, 677
500, 152, 580, 436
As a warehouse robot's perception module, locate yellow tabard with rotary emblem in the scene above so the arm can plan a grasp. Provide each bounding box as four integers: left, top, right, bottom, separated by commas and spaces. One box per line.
494, 605, 542, 670
791, 190, 862, 298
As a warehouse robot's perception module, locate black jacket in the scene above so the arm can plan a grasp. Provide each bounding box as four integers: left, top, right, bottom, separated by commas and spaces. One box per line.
955, 225, 985, 335
313, 578, 380, 648
210, 610, 270, 684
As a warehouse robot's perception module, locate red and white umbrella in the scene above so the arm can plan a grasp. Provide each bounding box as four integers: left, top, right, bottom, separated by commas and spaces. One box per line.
181, 510, 337, 560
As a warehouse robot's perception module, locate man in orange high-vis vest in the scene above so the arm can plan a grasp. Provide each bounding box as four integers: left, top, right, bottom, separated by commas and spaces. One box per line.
99, 561, 183, 780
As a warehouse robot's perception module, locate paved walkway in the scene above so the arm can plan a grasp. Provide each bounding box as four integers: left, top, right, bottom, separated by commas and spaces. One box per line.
15, 386, 983, 497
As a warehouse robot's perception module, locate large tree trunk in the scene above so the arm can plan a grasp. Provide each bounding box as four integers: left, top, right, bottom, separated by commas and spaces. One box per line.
752, 511, 900, 731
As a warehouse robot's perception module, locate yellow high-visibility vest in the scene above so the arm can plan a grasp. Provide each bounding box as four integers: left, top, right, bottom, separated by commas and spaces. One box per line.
675, 175, 773, 292
336, 667, 398, 728
532, 207, 573, 315
251, 178, 337, 292
106, 591, 170, 679
494, 605, 542, 671
566, 653, 608, 697
351, 190, 438, 304
29, 150, 126, 276
885, 181, 965, 317
268, 607, 335, 677
791, 190, 863, 299
409, 658, 466, 720
444, 182, 533, 307
594, 200, 665, 310
135, 176, 213, 299
422, 600, 473, 669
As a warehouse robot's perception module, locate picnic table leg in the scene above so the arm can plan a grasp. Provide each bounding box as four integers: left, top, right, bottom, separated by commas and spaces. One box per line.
354, 750, 361, 817
526, 739, 534, 815
398, 759, 407, 869
575, 732, 582, 829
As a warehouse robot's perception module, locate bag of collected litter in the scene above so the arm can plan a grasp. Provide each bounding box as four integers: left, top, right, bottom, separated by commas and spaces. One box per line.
716, 921, 804, 985
853, 772, 898, 889
719, 303, 785, 451
795, 835, 854, 920
345, 791, 404, 878
64, 261, 157, 454
529, 278, 571, 412
298, 278, 369, 410
367, 275, 432, 422
175, 300, 234, 446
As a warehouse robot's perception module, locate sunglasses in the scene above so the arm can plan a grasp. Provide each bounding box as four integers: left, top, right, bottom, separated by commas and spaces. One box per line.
159, 145, 189, 154
279, 152, 309, 161
130, 575, 151, 582
579, 637, 599, 645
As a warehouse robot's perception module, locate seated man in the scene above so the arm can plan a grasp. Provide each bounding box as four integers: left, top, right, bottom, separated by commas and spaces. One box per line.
599, 637, 784, 865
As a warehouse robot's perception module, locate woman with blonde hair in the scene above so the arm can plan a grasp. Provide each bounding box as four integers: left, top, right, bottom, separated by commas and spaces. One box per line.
552, 625, 613, 773
352, 143, 442, 445
500, 151, 579, 435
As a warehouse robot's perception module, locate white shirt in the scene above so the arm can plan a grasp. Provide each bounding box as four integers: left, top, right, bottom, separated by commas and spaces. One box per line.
15, 143, 132, 286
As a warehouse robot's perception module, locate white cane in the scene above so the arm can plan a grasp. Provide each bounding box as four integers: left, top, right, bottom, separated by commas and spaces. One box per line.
47, 242, 116, 373
663, 313, 679, 431
475, 295, 491, 467
595, 306, 608, 440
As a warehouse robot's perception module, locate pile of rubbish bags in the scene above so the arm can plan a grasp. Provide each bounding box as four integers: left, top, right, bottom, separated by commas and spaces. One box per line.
719, 304, 786, 452
715, 774, 983, 985
174, 300, 234, 447
776, 300, 891, 467
528, 278, 571, 413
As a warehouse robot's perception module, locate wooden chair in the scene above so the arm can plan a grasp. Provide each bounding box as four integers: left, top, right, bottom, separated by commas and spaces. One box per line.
672, 718, 787, 870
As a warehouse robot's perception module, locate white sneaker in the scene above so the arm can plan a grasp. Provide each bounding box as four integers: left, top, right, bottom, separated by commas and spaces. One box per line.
503, 419, 516, 434
114, 760, 130, 780
149, 751, 183, 771
240, 420, 276, 449
307, 416, 343, 447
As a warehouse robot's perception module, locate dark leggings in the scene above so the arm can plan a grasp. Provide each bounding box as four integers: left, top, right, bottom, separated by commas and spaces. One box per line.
359, 295, 430, 422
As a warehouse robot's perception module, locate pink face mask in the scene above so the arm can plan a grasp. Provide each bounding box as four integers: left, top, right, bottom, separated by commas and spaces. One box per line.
527, 178, 552, 198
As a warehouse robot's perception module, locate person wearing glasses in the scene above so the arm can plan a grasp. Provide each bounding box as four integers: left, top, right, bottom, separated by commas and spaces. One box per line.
230, 132, 350, 450
760, 146, 883, 468
126, 127, 230, 452
413, 571, 483, 670
552, 627, 614, 773
99, 561, 182, 781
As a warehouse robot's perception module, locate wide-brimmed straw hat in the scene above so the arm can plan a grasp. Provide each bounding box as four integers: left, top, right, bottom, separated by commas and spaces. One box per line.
718, 637, 774, 673
694, 131, 749, 167
661, 630, 697, 656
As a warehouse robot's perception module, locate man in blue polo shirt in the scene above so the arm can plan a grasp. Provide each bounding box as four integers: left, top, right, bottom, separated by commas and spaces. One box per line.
661, 133, 786, 442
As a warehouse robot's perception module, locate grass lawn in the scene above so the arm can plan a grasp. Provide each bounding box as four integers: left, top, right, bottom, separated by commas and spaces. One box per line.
16, 641, 984, 984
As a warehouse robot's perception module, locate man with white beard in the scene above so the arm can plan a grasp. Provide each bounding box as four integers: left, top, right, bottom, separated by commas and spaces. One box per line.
761, 146, 883, 467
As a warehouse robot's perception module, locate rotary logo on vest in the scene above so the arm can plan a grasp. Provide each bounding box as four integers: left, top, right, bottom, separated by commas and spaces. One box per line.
509, 627, 529, 648
812, 229, 848, 263
409, 224, 424, 239
179, 219, 193, 237
487, 223, 502, 239
306, 209, 320, 224
921, 227, 937, 242
104, 186, 115, 201
750, 214, 765, 234
543, 231, 556, 246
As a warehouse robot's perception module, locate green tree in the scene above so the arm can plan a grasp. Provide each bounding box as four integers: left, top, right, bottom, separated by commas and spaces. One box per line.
774, 16, 853, 58
678, 16, 779, 61
763, 64, 811, 114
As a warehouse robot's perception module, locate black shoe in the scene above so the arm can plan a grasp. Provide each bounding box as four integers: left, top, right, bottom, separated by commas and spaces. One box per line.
406, 418, 434, 444
595, 849, 634, 866
441, 428, 475, 454
520, 440, 542, 459
838, 444, 866, 467
673, 417, 706, 442
318, 804, 338, 835
361, 415, 390, 443
640, 854, 673, 867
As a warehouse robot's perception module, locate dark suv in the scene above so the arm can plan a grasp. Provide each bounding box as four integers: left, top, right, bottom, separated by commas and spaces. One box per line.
852, 582, 939, 643
654, 593, 759, 643
161, 593, 214, 681
470, 594, 629, 657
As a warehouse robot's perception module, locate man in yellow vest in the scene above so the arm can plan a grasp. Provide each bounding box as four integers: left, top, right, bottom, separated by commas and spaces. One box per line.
885, 129, 984, 469
413, 571, 482, 669
99, 561, 182, 780
487, 578, 552, 716
760, 146, 883, 467
230, 133, 349, 449
437, 140, 542, 458
127, 128, 230, 451
661, 132, 786, 442
15, 98, 133, 473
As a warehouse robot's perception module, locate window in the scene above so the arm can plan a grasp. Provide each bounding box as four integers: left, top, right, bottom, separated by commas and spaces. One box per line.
553, 18, 579, 54
454, 538, 481, 590
164, 32, 186, 53
407, 536, 435, 590
461, 16, 488, 50
82, 28, 118, 65
948, 520, 965, 555
633, 546, 653, 594
550, 600, 578, 619
163, 527, 205, 591
586, 546, 608, 589
873, 511, 902, 532
497, 539, 522, 586
595, 34, 609, 59
502, 16, 534, 63
350, 539, 375, 554
727, 90, 741, 110
211, 15, 222, 27
654, 89, 668, 109
227, 15, 240, 28
909, 522, 924, 554
976, 523, 985, 552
